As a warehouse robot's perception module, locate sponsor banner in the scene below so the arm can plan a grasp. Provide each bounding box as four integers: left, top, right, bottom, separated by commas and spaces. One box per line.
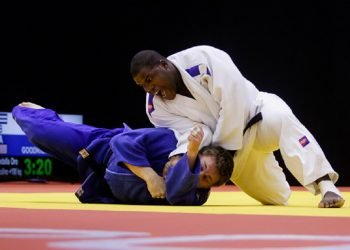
0, 112, 83, 135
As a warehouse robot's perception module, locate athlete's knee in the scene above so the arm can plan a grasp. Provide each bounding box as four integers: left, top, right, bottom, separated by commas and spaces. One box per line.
260, 191, 290, 205
256, 182, 291, 206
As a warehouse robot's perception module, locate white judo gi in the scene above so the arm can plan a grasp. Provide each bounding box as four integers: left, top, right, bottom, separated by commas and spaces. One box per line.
145, 45, 339, 205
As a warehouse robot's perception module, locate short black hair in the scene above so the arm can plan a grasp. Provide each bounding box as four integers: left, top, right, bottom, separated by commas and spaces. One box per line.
130, 50, 165, 77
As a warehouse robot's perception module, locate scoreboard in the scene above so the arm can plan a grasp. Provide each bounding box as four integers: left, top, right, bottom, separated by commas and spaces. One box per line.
0, 111, 82, 182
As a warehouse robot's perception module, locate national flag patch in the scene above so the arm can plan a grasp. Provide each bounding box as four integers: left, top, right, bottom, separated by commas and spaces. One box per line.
299, 135, 310, 147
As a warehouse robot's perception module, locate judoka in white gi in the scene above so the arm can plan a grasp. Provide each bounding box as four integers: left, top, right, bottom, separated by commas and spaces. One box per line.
130, 45, 345, 208
12, 102, 233, 205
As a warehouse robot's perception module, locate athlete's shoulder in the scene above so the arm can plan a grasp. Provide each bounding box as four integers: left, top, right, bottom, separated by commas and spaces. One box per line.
189, 45, 220, 52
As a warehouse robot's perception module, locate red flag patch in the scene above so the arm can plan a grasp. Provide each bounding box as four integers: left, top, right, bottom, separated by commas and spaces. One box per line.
299, 135, 310, 147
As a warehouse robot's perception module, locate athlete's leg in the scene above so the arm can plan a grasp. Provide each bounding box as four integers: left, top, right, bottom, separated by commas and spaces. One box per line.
232, 150, 291, 205
255, 93, 344, 208
12, 104, 111, 168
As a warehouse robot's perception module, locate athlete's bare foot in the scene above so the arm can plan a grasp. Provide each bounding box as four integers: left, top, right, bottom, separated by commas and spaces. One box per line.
318, 191, 345, 208
19, 102, 44, 109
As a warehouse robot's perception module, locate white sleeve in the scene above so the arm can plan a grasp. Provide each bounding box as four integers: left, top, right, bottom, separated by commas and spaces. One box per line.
146, 93, 212, 157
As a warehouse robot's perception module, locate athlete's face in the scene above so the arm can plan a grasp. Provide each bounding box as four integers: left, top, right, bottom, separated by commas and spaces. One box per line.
133, 60, 178, 100
198, 155, 220, 189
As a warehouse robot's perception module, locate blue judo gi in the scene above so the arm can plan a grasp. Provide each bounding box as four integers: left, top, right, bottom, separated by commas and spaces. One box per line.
12, 106, 210, 205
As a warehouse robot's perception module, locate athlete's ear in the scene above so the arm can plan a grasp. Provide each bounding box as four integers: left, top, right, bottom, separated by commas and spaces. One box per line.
159, 59, 168, 69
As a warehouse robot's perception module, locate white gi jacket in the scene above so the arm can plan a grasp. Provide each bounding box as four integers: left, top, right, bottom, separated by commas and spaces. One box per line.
146, 45, 259, 156
145, 45, 338, 205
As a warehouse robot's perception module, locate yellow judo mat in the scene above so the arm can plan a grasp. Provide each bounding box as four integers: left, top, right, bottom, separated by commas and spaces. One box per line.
2, 184, 350, 250
1, 188, 349, 217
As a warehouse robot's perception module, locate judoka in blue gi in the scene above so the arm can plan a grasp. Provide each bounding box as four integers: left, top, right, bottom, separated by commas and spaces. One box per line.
12, 102, 233, 205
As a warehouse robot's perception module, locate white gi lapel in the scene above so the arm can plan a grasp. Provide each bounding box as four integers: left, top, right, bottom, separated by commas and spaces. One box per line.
171, 60, 220, 121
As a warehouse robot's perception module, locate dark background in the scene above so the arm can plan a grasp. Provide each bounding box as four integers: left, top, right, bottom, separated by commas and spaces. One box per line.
2, 2, 349, 185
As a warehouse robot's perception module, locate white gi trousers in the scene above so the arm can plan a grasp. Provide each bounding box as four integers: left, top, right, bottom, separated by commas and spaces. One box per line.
231, 92, 339, 205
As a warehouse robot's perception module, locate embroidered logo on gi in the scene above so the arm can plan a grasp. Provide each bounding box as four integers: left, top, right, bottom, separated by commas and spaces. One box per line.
75, 187, 84, 197
147, 94, 155, 115
299, 135, 310, 147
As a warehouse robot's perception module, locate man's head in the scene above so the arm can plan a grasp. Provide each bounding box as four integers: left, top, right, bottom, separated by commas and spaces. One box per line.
130, 50, 179, 100
197, 146, 234, 189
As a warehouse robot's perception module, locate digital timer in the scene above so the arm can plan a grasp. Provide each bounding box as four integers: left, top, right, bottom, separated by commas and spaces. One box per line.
23, 158, 53, 176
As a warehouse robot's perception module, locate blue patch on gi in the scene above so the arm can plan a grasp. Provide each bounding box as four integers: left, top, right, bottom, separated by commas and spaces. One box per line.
186, 65, 200, 77
299, 135, 310, 147
148, 94, 155, 114
185, 64, 211, 77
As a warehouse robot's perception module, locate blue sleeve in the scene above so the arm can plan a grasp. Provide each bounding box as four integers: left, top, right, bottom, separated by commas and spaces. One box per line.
165, 155, 210, 205
104, 170, 169, 205
110, 130, 150, 168
108, 128, 176, 174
